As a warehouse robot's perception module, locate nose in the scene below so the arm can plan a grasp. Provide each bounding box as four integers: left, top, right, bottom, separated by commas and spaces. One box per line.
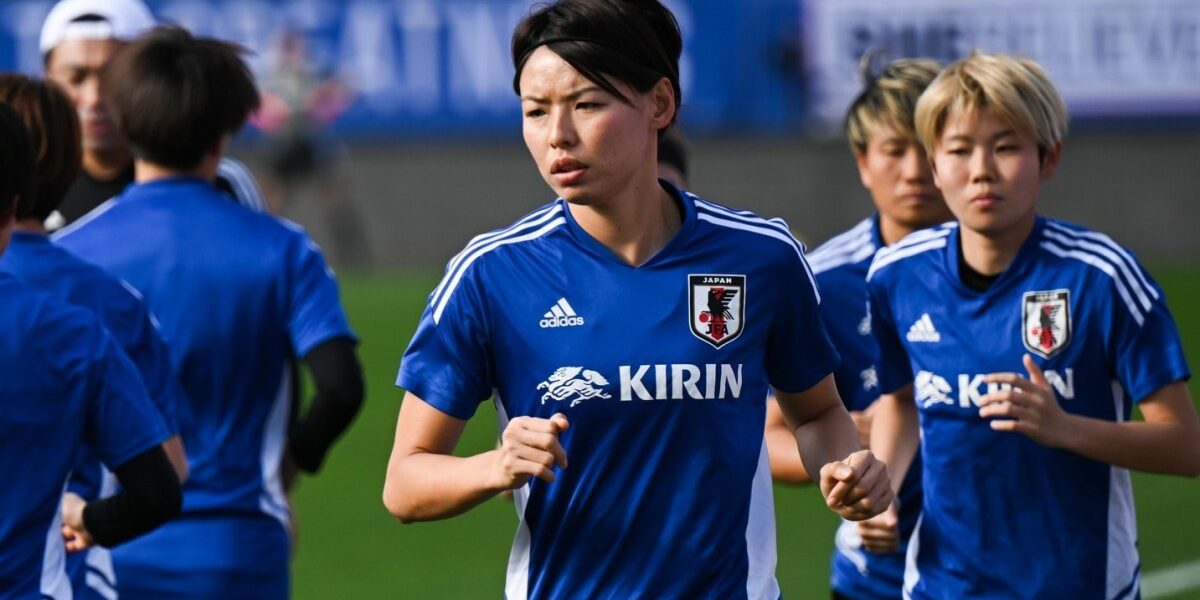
548, 106, 577, 149
968, 147, 996, 184
80, 75, 103, 112
901, 146, 931, 183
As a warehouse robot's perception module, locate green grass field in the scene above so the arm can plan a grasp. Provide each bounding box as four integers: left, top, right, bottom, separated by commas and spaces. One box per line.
290, 266, 1200, 599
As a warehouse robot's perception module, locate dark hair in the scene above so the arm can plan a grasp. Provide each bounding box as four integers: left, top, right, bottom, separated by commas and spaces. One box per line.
103, 26, 259, 170
0, 103, 37, 224
657, 127, 688, 177
0, 74, 81, 220
512, 0, 682, 129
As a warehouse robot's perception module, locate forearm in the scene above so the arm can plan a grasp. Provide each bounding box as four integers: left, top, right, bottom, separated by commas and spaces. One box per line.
766, 423, 811, 484
870, 391, 919, 493
291, 338, 365, 472
162, 435, 188, 483
83, 447, 182, 547
384, 449, 505, 523
1058, 415, 1200, 476
794, 402, 862, 481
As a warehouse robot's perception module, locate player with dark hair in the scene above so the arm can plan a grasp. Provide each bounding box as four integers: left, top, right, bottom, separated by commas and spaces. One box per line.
656, 126, 689, 188
865, 52, 1200, 599
54, 27, 364, 598
40, 0, 267, 225
763, 55, 949, 600
0, 72, 189, 600
383, 1, 891, 597
0, 101, 181, 600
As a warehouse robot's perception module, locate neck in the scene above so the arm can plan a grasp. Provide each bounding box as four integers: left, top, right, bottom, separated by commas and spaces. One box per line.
959, 214, 1037, 276
877, 215, 920, 246
83, 147, 133, 182
13, 218, 46, 235
135, 156, 220, 184
568, 176, 680, 267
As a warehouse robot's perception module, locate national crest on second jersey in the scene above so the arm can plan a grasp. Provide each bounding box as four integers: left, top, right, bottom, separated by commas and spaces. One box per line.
688, 274, 746, 349
1022, 289, 1071, 359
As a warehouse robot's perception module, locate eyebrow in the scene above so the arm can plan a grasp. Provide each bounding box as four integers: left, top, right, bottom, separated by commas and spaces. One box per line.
947, 129, 1017, 143
520, 85, 604, 103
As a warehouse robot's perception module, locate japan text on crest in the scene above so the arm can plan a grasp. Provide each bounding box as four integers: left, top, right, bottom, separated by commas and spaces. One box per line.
1022, 289, 1072, 359
688, 274, 746, 349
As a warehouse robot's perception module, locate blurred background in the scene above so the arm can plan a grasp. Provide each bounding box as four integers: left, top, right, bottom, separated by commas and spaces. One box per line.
3, 0, 1200, 597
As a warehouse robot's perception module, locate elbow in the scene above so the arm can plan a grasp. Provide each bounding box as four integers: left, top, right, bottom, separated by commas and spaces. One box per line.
382, 479, 418, 524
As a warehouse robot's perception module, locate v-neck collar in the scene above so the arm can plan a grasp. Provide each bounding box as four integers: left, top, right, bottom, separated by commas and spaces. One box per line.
560, 179, 697, 269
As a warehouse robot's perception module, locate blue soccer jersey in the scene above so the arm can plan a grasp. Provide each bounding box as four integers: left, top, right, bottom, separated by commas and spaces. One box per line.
397, 183, 839, 600
867, 217, 1190, 600
0, 273, 169, 600
808, 216, 921, 600
0, 231, 188, 599
54, 177, 354, 590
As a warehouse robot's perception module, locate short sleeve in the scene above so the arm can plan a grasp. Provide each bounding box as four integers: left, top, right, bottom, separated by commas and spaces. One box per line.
396, 267, 494, 420
1103, 265, 1191, 403
766, 251, 841, 393
868, 276, 912, 394
83, 323, 171, 470
288, 234, 356, 357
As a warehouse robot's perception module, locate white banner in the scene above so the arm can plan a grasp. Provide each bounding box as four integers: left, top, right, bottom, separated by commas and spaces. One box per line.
803, 0, 1200, 125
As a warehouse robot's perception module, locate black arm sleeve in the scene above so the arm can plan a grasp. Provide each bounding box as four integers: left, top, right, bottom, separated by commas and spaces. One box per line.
82, 446, 182, 548
288, 337, 365, 473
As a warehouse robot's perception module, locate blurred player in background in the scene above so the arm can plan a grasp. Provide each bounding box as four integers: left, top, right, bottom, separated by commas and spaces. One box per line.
0, 73, 189, 600
763, 55, 950, 600
383, 1, 891, 597
254, 28, 372, 266
54, 27, 364, 598
0, 101, 181, 600
656, 126, 689, 188
865, 51, 1200, 599
40, 0, 266, 226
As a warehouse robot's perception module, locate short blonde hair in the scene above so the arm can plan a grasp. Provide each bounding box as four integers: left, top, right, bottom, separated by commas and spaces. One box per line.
915, 52, 1068, 155
845, 54, 941, 156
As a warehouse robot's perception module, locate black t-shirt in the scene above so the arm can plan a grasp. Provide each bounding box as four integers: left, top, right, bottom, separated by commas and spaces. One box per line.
58, 163, 136, 225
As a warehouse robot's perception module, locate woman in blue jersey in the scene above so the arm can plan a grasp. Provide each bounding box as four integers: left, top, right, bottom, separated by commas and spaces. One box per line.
865, 52, 1200, 599
763, 56, 951, 600
0, 72, 190, 600
0, 102, 180, 599
384, 1, 892, 598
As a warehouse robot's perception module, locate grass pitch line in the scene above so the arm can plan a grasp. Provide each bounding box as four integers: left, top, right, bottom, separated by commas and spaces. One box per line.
1143, 557, 1200, 599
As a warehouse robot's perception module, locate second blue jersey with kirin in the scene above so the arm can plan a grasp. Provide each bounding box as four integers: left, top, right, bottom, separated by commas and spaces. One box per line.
867, 217, 1190, 600
809, 216, 921, 600
398, 186, 838, 599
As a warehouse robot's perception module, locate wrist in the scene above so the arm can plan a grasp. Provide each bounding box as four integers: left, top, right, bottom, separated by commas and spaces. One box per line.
1054, 412, 1084, 450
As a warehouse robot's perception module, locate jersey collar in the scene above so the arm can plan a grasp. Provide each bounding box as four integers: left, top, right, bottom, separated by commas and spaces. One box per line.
122, 176, 212, 202
945, 215, 1046, 294
559, 178, 697, 269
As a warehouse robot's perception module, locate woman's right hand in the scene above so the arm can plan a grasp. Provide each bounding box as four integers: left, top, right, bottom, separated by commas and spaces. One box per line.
493, 413, 570, 489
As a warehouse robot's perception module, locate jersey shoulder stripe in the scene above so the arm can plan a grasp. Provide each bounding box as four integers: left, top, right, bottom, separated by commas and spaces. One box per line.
689, 195, 819, 303
867, 226, 953, 281
1039, 239, 1149, 326
216, 158, 267, 213
1043, 220, 1158, 302
49, 197, 119, 242
809, 219, 876, 275
432, 206, 566, 324
432, 203, 561, 301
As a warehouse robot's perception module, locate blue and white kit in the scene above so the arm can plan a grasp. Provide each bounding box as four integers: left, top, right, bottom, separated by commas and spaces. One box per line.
867, 217, 1190, 600
398, 182, 840, 600
808, 216, 922, 600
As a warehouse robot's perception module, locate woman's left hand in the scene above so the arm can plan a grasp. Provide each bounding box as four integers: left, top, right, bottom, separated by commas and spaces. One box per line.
978, 354, 1075, 448
60, 492, 95, 552
819, 449, 893, 521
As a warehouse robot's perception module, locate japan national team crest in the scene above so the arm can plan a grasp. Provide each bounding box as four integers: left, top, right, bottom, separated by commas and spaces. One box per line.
1022, 289, 1072, 359
688, 274, 746, 349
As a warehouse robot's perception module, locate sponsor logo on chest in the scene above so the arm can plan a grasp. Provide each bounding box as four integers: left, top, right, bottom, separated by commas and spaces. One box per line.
537, 363, 744, 406
915, 368, 1076, 409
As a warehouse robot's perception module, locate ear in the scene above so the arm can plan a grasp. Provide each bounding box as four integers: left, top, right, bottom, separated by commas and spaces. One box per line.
1039, 141, 1062, 179
648, 77, 676, 130
853, 150, 873, 190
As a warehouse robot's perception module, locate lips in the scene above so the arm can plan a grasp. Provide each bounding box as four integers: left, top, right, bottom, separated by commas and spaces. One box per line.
550, 157, 586, 174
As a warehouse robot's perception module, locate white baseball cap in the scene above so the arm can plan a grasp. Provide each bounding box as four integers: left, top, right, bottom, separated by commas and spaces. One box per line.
39, 0, 157, 55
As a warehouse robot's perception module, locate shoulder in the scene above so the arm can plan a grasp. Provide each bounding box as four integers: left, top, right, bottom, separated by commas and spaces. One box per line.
687, 192, 807, 261
1035, 218, 1161, 324
0, 274, 106, 361
867, 223, 956, 282
50, 196, 121, 243
809, 217, 877, 276
428, 202, 568, 323
215, 157, 268, 213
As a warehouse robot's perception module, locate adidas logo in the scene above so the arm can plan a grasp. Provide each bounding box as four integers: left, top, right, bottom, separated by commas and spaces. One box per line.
906, 313, 941, 343
540, 298, 585, 328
